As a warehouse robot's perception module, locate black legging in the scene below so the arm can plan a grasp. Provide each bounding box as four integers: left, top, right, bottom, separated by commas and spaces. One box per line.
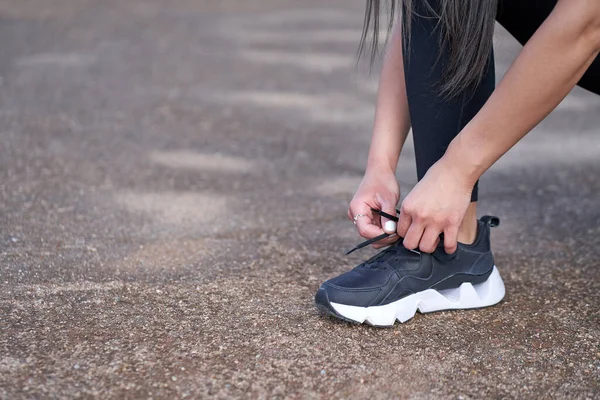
404, 0, 600, 202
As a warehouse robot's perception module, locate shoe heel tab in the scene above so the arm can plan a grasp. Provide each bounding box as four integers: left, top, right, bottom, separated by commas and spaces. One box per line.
480, 215, 500, 228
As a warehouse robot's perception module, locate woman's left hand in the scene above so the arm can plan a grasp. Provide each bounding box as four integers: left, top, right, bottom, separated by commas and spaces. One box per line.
397, 157, 474, 254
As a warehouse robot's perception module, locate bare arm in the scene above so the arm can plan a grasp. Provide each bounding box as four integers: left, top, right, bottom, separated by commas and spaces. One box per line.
366, 23, 411, 174
399, 0, 600, 254
349, 21, 411, 243
446, 0, 600, 186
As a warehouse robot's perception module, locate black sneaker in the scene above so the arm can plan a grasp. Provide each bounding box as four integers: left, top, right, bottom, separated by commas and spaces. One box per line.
315, 216, 505, 326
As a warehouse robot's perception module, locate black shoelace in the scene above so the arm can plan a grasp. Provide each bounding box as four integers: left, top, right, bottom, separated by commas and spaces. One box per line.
345, 208, 400, 255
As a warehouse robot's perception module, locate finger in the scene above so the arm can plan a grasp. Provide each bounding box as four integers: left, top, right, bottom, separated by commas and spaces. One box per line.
355, 214, 385, 239
402, 221, 425, 250
350, 204, 384, 239
349, 201, 373, 222
376, 193, 398, 234
348, 203, 366, 225
419, 227, 441, 253
356, 217, 383, 239
397, 212, 411, 238
443, 224, 459, 254
372, 234, 399, 249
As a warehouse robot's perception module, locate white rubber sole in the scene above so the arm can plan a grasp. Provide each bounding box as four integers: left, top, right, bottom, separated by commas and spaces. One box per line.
330, 266, 505, 326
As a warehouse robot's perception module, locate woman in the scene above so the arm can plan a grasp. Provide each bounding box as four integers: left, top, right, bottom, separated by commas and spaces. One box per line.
315, 0, 600, 326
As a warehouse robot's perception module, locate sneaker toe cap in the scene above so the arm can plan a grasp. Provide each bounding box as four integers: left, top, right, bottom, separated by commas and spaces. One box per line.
327, 265, 392, 289
316, 267, 393, 308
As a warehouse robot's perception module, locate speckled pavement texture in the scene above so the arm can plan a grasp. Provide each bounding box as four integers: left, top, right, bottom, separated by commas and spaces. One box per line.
1, 0, 599, 398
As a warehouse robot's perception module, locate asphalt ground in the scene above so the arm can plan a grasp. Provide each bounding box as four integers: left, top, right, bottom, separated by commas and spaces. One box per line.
1, 0, 599, 398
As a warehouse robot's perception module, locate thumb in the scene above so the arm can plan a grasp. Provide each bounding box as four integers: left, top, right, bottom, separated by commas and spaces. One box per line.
376, 193, 398, 234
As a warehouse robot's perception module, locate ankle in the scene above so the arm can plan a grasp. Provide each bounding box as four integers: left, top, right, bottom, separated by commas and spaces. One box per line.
457, 203, 478, 245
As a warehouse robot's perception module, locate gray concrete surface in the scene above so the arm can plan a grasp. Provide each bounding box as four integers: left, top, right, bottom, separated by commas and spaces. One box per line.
1, 0, 599, 398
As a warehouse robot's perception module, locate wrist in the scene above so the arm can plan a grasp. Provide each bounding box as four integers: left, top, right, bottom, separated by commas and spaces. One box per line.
442, 135, 486, 187
365, 157, 397, 176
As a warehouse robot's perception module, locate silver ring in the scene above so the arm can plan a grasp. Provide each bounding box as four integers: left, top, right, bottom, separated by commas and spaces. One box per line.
353, 214, 366, 225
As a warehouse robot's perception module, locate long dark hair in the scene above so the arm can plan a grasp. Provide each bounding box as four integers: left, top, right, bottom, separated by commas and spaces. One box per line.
359, 0, 498, 98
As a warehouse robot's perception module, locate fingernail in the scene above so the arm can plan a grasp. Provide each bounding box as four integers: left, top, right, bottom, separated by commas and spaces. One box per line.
383, 220, 397, 234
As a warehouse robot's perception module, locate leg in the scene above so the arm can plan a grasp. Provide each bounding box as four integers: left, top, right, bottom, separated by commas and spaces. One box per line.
497, 0, 600, 95
403, 1, 496, 243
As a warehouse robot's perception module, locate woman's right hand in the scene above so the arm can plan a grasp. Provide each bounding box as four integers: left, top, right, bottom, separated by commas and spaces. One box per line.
348, 167, 400, 248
